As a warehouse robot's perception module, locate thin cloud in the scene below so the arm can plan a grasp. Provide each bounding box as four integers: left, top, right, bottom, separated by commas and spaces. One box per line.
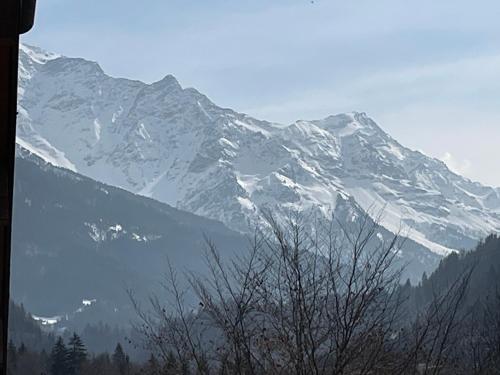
441, 152, 472, 176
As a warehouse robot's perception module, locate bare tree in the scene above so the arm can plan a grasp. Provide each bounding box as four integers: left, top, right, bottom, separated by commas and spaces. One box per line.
252, 211, 406, 375
133, 209, 474, 375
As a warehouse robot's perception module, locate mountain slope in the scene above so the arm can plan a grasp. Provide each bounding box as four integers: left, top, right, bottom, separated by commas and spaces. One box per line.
16, 44, 500, 261
404, 234, 500, 317
12, 149, 441, 335
11, 149, 247, 326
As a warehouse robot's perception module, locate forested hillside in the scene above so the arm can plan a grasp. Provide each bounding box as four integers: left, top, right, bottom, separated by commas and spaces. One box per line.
406, 234, 500, 312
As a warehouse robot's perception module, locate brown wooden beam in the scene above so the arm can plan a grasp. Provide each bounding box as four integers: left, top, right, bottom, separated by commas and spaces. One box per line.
0, 36, 18, 375
0, 1, 36, 374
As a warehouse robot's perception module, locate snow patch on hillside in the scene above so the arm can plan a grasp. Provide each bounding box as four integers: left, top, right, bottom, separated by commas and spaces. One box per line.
16, 136, 77, 172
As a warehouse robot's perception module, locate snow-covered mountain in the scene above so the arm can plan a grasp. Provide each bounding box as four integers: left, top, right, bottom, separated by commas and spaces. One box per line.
16, 43, 500, 261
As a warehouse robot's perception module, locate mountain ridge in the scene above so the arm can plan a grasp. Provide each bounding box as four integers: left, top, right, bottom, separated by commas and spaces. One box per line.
16, 43, 500, 262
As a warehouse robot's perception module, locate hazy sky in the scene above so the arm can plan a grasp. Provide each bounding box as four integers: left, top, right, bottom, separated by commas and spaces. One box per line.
23, 0, 500, 187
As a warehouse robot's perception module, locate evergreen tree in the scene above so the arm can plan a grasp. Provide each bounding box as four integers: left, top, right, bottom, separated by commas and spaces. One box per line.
145, 354, 159, 375
17, 342, 26, 356
112, 343, 129, 375
67, 332, 87, 374
7, 340, 17, 371
50, 337, 69, 375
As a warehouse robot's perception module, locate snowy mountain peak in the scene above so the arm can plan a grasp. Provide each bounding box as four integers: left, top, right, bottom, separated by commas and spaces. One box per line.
19, 43, 60, 64
152, 74, 182, 90
15, 45, 500, 272
301, 112, 385, 145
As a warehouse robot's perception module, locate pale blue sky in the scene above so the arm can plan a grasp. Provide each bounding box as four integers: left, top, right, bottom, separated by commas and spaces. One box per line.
23, 0, 500, 186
